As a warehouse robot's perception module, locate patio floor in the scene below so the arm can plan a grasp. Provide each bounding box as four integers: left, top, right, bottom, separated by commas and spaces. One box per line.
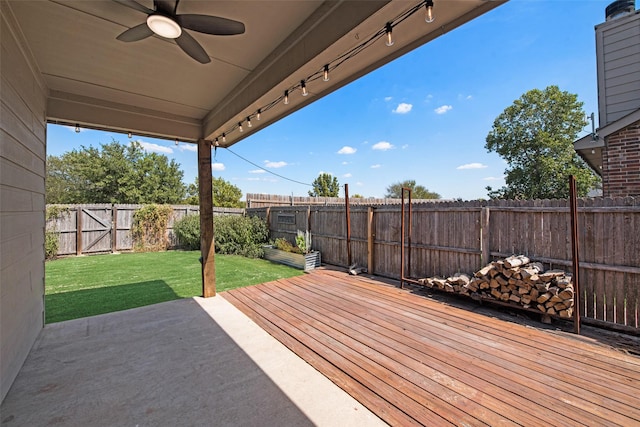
0, 295, 384, 426
225, 268, 640, 426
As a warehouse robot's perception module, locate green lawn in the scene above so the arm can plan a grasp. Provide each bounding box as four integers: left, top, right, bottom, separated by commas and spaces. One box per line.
45, 251, 303, 323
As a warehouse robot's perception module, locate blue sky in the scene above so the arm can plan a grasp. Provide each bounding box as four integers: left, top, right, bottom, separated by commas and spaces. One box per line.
47, 0, 610, 200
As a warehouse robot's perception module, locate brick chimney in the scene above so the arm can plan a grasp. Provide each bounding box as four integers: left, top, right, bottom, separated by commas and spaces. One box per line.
574, 0, 640, 196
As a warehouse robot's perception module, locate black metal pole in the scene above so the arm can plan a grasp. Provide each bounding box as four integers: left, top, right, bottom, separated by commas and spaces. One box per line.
569, 175, 581, 335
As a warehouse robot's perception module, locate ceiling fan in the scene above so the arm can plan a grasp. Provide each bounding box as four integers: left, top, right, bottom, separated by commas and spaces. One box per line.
113, 0, 245, 64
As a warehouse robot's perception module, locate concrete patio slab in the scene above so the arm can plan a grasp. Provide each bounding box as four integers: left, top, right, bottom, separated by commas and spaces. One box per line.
0, 296, 385, 427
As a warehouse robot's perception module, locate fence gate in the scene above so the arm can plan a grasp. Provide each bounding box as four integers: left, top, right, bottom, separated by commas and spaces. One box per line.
77, 205, 113, 254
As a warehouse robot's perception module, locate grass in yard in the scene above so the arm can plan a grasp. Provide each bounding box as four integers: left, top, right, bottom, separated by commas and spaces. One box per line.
45, 251, 303, 323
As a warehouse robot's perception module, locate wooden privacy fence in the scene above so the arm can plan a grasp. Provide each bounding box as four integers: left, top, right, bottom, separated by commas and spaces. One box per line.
248, 197, 640, 331
47, 204, 243, 256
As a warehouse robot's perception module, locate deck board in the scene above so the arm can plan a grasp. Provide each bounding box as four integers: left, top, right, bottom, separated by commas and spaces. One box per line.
224, 269, 640, 426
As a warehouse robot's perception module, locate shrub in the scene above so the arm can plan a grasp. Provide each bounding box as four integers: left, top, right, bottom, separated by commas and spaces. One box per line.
173, 214, 201, 250
215, 215, 269, 258
132, 204, 173, 252
45, 231, 59, 260
45, 205, 69, 260
172, 214, 269, 258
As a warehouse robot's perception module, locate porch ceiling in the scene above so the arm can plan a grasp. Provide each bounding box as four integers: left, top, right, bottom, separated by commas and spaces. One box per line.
6, 0, 506, 146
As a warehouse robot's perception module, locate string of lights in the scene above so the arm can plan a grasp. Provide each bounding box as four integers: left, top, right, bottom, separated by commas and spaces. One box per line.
223, 146, 313, 187
211, 0, 436, 147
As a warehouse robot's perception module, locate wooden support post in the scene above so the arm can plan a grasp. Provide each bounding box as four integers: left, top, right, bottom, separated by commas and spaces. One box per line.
481, 207, 490, 266
367, 206, 374, 274
569, 175, 581, 334
76, 206, 82, 255
198, 139, 216, 298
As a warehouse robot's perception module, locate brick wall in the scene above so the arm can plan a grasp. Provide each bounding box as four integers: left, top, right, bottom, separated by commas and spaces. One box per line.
603, 122, 640, 197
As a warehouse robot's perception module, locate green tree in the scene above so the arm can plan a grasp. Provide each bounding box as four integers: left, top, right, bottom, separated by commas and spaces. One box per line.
309, 173, 340, 197
46, 140, 186, 204
184, 176, 243, 207
485, 85, 600, 199
384, 180, 440, 199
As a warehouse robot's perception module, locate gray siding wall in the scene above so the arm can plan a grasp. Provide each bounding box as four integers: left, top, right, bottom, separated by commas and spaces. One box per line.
597, 11, 640, 126
1, 2, 48, 402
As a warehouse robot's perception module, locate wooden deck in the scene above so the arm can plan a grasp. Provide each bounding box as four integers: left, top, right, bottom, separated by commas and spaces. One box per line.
224, 269, 640, 426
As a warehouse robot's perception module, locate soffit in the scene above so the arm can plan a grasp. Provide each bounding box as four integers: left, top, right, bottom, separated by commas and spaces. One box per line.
5, 0, 507, 144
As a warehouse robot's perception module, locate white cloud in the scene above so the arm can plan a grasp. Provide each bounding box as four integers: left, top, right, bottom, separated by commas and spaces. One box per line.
135, 140, 173, 154
370, 164, 381, 169
372, 141, 394, 151
402, 144, 409, 149
466, 95, 473, 100
343, 173, 352, 178
179, 144, 197, 152
393, 103, 413, 114
211, 163, 225, 171
356, 182, 364, 186
384, 96, 392, 102
249, 169, 266, 174
483, 176, 504, 181
456, 163, 488, 170
337, 146, 357, 155
435, 105, 453, 115
264, 160, 288, 168
341, 161, 350, 165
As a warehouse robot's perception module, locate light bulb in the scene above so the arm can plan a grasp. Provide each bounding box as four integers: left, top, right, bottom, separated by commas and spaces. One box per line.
323, 65, 330, 82
256, 109, 261, 121
75, 124, 80, 133
146, 15, 182, 39
175, 139, 179, 145
284, 90, 289, 105
238, 122, 243, 133
301, 80, 308, 97
591, 149, 596, 154
425, 0, 434, 23
222, 133, 226, 143
128, 132, 132, 139
247, 117, 252, 128
214, 138, 219, 146
385, 23, 394, 47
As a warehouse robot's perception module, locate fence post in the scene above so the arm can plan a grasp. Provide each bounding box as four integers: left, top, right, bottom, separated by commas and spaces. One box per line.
367, 206, 374, 274
481, 207, 490, 266
111, 204, 117, 253
76, 206, 83, 255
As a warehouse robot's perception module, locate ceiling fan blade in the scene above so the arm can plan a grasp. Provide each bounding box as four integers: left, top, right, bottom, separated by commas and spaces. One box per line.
177, 14, 245, 35
154, 0, 176, 15
117, 23, 154, 42
112, 0, 153, 14
175, 31, 211, 64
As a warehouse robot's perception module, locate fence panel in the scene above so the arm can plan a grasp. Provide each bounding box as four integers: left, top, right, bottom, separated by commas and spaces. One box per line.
47, 204, 238, 255
249, 196, 640, 331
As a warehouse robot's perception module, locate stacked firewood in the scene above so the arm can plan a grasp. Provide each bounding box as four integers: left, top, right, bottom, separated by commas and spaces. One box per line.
418, 255, 574, 318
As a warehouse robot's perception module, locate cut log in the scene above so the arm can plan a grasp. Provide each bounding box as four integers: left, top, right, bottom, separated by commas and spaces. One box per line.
537, 293, 551, 304
476, 264, 494, 277
504, 255, 530, 268
558, 288, 574, 300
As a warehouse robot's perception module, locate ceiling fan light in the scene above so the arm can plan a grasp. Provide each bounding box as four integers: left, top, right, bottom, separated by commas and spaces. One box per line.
147, 15, 182, 39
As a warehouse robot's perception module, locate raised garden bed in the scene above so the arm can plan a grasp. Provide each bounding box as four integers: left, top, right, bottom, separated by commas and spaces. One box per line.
263, 246, 321, 272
